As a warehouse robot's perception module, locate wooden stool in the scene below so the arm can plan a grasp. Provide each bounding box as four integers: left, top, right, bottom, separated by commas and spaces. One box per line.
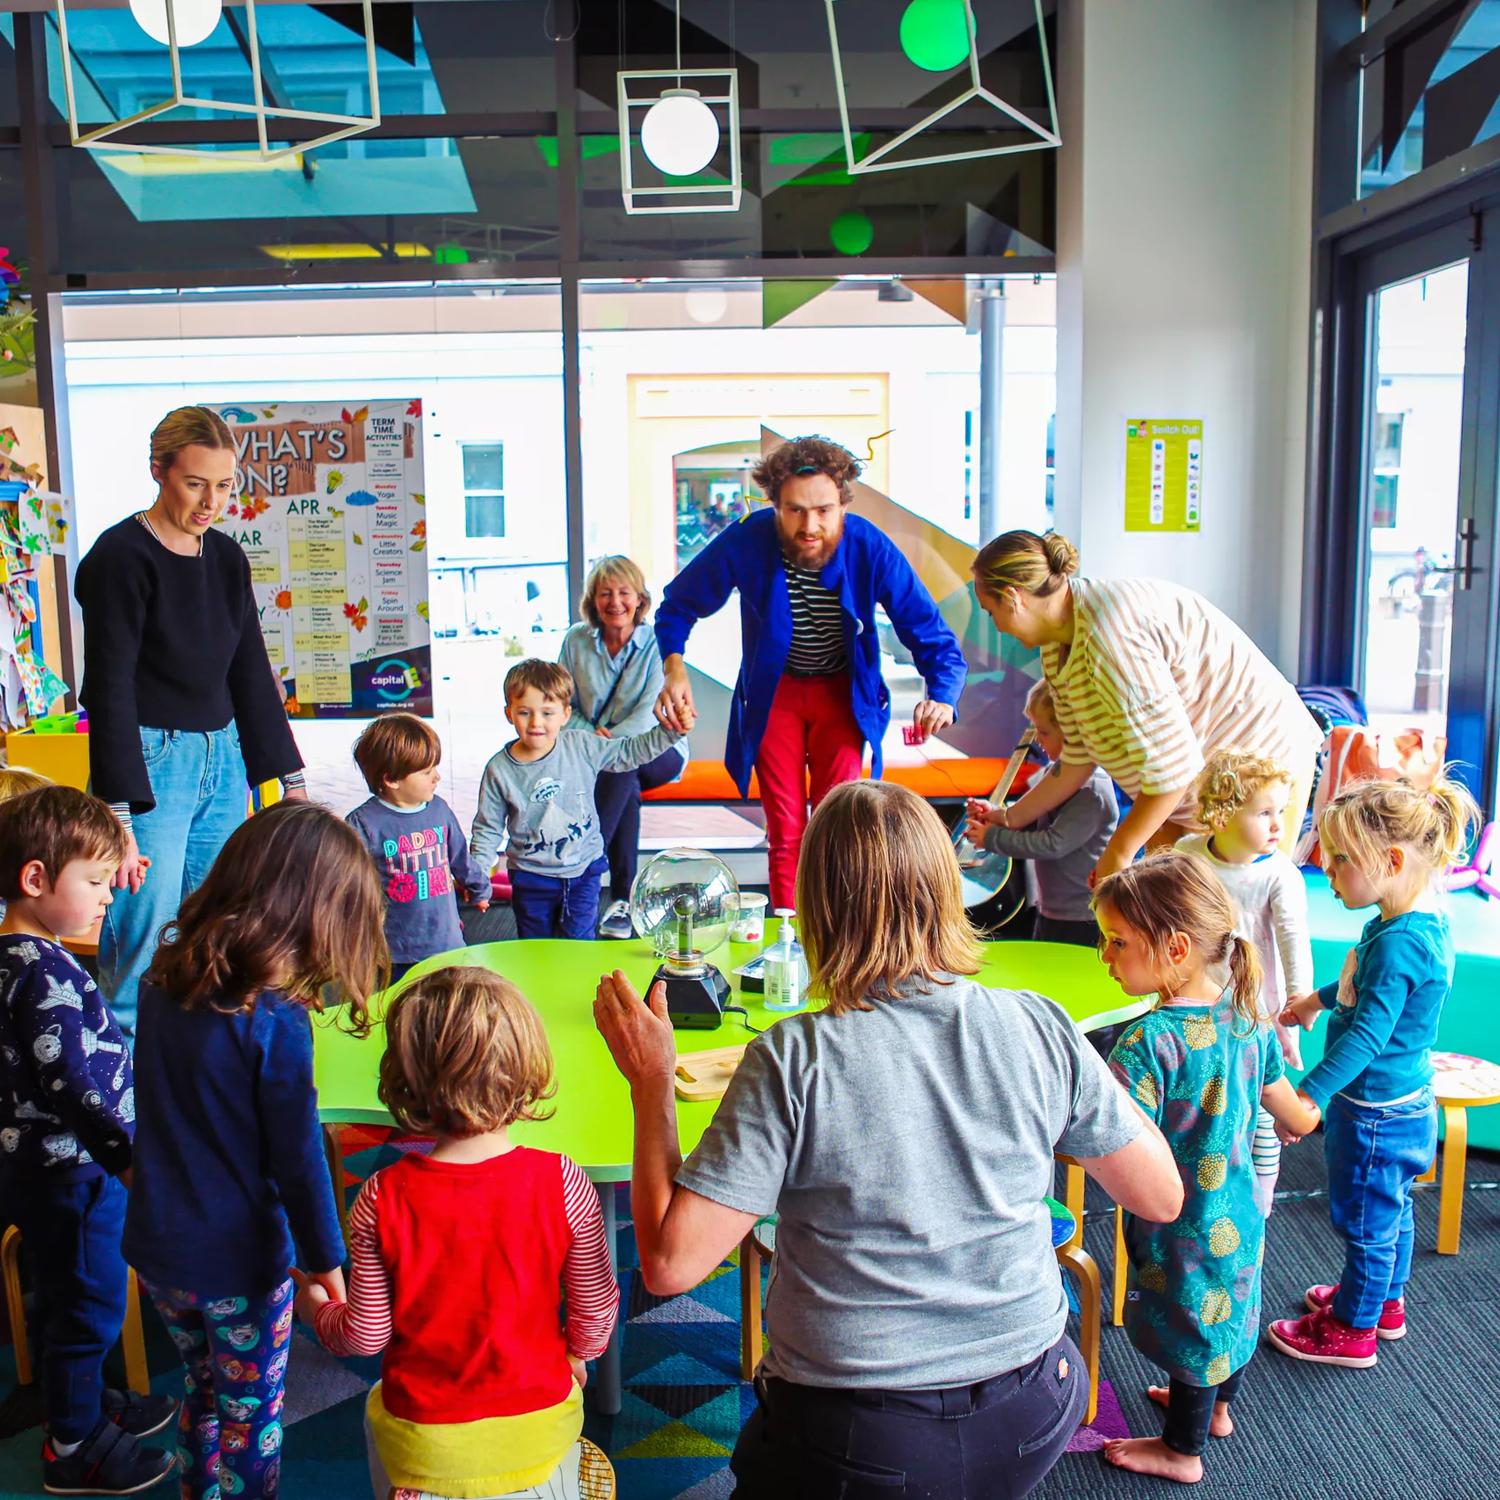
739, 1208, 1102, 1426
389, 1436, 616, 1498
1, 1224, 151, 1394
1055, 1154, 1128, 1326
738, 1217, 777, 1381
1417, 1052, 1500, 1255
1047, 1197, 1102, 1426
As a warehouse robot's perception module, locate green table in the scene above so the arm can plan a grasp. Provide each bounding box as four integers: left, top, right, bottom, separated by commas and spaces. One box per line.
1298, 871, 1500, 1148
314, 936, 1143, 1414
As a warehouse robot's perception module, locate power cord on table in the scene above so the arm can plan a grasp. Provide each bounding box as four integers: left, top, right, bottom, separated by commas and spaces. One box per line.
723, 1004, 763, 1035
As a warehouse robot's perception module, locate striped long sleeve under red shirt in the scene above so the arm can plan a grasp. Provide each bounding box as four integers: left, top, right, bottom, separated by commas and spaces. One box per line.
312, 1146, 618, 1425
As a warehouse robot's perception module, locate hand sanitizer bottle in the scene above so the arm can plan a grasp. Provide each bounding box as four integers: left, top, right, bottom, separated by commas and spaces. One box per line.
763, 908, 807, 1012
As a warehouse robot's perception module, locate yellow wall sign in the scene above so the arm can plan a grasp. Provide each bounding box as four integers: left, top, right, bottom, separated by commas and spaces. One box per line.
1124, 418, 1203, 533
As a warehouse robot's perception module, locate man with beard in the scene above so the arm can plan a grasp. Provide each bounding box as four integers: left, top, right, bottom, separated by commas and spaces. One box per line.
653, 435, 967, 910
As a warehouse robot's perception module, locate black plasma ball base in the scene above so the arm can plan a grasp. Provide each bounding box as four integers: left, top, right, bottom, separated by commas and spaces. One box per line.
655, 964, 731, 1029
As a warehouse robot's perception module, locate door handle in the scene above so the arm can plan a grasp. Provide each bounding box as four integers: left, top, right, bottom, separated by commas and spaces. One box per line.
1425, 517, 1479, 591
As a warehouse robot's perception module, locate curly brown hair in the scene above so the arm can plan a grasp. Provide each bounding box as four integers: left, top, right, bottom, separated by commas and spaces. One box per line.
146, 801, 387, 1033
378, 966, 556, 1137
751, 436, 862, 506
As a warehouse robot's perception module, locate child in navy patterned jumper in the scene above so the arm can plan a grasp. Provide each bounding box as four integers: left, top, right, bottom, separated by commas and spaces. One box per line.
295, 966, 618, 1498
124, 802, 389, 1500
1094, 853, 1320, 1485
347, 713, 491, 982
1269, 771, 1479, 1368
0, 786, 177, 1496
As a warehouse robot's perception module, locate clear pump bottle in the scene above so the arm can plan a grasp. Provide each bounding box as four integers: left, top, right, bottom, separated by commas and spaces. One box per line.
763, 908, 808, 1011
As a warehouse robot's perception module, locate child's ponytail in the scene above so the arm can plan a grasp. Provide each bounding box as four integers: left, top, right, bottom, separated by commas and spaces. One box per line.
1318, 766, 1481, 883
1225, 934, 1264, 1032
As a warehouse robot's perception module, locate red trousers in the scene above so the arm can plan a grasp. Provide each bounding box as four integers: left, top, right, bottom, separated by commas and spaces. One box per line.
754, 672, 865, 910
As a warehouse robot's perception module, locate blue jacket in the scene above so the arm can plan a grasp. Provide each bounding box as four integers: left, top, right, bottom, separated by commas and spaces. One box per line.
654, 509, 968, 795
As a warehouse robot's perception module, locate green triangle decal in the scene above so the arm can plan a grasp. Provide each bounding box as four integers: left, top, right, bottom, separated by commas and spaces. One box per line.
762, 279, 836, 328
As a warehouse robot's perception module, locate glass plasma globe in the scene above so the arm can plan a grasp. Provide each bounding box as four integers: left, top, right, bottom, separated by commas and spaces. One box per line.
629, 847, 737, 970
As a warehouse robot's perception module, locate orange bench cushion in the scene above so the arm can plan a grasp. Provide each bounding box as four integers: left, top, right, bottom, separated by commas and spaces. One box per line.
642, 757, 1037, 803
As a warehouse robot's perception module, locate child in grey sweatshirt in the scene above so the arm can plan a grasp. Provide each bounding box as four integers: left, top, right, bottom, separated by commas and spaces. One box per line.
472, 659, 687, 938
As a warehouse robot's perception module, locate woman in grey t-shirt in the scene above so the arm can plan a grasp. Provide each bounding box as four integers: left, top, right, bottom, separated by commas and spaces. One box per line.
595, 779, 1183, 1498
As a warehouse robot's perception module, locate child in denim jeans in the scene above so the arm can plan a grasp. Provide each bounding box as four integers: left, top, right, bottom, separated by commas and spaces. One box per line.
1270, 771, 1479, 1368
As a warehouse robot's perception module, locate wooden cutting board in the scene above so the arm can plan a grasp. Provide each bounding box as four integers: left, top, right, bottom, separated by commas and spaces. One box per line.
673, 1045, 748, 1102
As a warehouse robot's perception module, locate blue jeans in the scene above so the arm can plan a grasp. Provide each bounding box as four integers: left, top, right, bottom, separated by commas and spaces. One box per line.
1324, 1088, 1437, 1328
144, 1277, 293, 1500
100, 726, 247, 1036
510, 867, 601, 939
7, 1171, 129, 1443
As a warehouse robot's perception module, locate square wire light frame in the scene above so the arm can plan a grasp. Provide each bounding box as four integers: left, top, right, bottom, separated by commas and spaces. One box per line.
824, 0, 1059, 174
55, 0, 382, 160
617, 68, 742, 215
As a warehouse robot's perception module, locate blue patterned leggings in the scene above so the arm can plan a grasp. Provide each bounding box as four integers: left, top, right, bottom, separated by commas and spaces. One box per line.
143, 1278, 294, 1500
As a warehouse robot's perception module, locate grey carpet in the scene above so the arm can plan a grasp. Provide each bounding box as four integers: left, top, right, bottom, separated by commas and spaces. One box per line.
1038, 1140, 1500, 1500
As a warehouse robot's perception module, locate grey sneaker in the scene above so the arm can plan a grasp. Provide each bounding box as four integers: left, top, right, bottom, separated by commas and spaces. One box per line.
598, 899, 633, 940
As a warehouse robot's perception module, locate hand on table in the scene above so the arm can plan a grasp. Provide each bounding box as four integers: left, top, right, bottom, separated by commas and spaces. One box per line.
594, 971, 677, 1092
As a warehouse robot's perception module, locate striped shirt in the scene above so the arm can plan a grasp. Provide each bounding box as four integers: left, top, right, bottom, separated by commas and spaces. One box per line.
1041, 578, 1321, 828
783, 563, 847, 675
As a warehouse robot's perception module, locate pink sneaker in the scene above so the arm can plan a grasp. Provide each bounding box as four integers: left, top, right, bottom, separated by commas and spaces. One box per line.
1304, 1283, 1406, 1340
1267, 1305, 1378, 1367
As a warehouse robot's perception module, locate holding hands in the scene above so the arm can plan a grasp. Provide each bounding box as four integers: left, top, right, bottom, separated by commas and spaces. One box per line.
654, 660, 698, 734
1280, 993, 1323, 1033
289, 1265, 347, 1325
963, 798, 1003, 845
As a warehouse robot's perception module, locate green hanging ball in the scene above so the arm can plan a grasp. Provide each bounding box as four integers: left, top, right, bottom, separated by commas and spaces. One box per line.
899, 0, 976, 73
830, 211, 875, 256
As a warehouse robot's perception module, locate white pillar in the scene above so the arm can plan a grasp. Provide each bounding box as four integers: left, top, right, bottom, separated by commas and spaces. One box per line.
1054, 0, 1317, 672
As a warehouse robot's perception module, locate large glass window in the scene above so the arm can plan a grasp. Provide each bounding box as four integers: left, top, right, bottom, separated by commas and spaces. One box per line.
62, 283, 565, 828
577, 274, 1055, 795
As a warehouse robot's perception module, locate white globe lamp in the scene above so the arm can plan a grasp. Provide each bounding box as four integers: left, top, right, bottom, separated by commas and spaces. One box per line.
639, 90, 721, 178
129, 0, 223, 46
629, 847, 737, 1028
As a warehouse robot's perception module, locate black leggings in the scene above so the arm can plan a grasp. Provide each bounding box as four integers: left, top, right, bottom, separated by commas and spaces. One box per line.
1160, 1363, 1247, 1457
729, 1336, 1086, 1499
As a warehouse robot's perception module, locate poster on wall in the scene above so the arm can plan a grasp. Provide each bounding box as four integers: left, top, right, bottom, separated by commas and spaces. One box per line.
211, 400, 431, 718
1123, 418, 1203, 533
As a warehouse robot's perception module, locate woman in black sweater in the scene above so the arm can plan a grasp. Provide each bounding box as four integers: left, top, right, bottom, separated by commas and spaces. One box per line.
74, 406, 306, 1036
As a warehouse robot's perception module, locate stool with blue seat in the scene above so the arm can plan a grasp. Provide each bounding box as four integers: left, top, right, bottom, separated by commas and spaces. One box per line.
739, 1200, 1102, 1425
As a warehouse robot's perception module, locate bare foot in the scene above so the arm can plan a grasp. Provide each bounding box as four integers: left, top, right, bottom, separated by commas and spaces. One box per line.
1147, 1384, 1234, 1438
1103, 1437, 1204, 1484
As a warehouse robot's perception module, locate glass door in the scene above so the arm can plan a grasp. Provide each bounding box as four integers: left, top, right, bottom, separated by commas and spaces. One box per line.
1351, 217, 1500, 810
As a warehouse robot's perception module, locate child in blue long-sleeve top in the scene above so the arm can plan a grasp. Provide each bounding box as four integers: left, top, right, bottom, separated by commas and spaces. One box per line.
1268, 772, 1479, 1369
0, 786, 177, 1496
125, 802, 389, 1500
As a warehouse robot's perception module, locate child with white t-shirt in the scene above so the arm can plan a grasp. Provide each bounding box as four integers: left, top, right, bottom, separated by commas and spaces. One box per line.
1177, 749, 1314, 1214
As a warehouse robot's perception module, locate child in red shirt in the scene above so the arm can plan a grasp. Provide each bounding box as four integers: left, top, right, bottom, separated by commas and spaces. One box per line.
293, 966, 618, 1497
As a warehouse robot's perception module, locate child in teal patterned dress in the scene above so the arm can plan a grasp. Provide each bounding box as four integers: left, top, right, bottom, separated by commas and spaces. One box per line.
1093, 853, 1320, 1485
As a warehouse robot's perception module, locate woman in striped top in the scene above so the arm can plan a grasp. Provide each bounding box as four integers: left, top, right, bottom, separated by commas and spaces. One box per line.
970, 530, 1320, 884
294, 967, 618, 1500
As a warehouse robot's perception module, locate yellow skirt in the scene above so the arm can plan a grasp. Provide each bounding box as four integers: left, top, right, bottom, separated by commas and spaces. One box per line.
367, 1380, 583, 1498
